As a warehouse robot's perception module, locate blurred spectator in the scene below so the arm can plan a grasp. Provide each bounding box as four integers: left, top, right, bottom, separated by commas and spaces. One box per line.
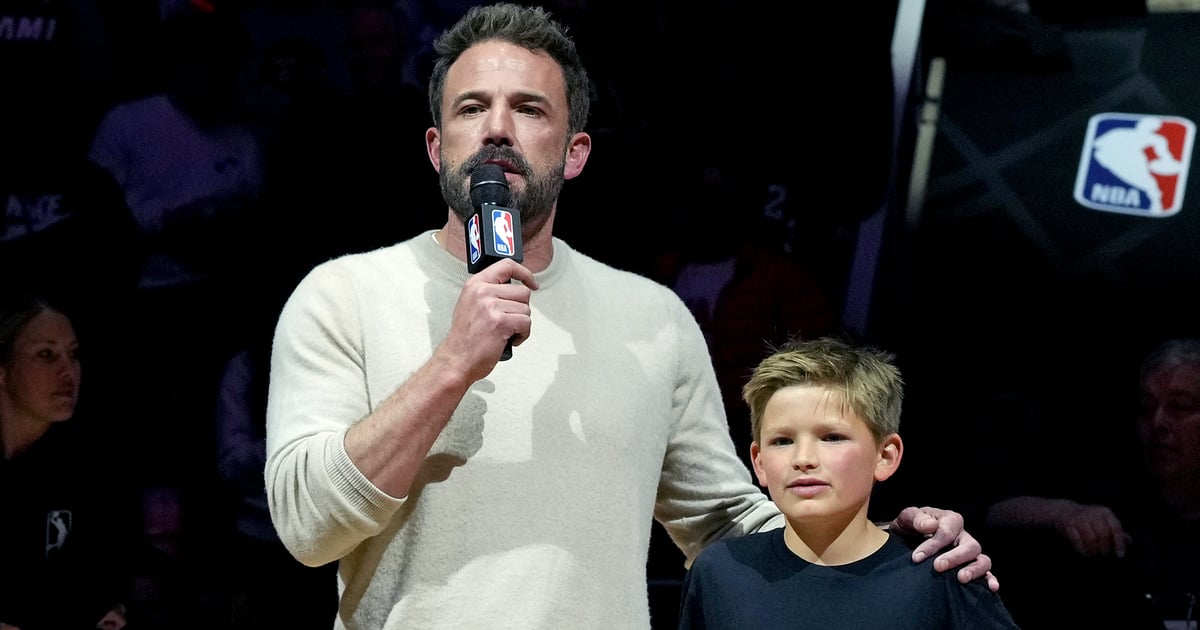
393, 0, 482, 86
336, 0, 445, 228
244, 34, 337, 143
0, 292, 138, 630
0, 0, 140, 414
86, 9, 264, 492
0, 104, 142, 412
88, 9, 262, 300
235, 0, 354, 99
650, 155, 840, 466
253, 0, 442, 306
1131, 338, 1200, 626
344, 0, 425, 94
977, 338, 1200, 628
212, 307, 338, 630
123, 478, 233, 630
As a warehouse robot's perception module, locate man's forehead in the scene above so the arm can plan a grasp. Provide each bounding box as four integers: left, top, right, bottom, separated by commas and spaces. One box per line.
447, 40, 563, 91
1145, 363, 1200, 392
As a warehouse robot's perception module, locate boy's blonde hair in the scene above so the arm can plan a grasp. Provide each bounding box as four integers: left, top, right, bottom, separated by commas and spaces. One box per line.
742, 336, 903, 444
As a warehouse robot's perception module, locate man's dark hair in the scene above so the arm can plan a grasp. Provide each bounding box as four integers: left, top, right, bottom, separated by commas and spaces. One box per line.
427, 2, 591, 135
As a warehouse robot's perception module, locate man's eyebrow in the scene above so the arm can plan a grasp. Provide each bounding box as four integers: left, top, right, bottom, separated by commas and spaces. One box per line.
451, 89, 550, 109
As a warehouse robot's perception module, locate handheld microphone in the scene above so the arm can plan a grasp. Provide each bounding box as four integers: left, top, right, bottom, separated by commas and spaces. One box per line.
466, 163, 523, 360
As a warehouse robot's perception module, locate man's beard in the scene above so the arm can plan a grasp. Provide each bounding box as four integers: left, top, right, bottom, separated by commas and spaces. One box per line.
441, 145, 565, 236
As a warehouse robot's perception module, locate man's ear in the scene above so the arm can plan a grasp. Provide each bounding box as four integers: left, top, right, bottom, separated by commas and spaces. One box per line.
874, 433, 903, 482
563, 131, 591, 180
426, 127, 442, 173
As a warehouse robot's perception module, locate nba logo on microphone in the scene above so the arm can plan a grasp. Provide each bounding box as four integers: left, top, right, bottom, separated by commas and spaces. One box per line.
1074, 112, 1194, 218
467, 214, 482, 265
491, 209, 515, 257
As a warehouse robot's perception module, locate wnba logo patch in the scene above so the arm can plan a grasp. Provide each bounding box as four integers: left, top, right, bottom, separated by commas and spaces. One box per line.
1074, 113, 1195, 218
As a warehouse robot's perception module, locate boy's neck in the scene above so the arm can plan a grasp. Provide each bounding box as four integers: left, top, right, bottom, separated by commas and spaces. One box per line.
782, 516, 890, 566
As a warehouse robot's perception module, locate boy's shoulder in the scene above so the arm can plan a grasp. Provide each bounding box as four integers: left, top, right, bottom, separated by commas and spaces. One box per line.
693, 529, 781, 568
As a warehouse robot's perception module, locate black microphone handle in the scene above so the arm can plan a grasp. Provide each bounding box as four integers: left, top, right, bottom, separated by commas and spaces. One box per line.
468, 164, 522, 361
499, 207, 521, 361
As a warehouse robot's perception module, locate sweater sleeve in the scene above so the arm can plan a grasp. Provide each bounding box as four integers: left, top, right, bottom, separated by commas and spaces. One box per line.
652, 292, 784, 567
264, 262, 405, 567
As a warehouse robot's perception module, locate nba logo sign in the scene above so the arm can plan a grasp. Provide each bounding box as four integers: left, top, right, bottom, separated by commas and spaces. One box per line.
491, 209, 515, 256
467, 214, 482, 265
1074, 112, 1195, 218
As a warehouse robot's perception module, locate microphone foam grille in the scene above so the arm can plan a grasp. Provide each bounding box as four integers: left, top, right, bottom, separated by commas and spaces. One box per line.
470, 164, 510, 207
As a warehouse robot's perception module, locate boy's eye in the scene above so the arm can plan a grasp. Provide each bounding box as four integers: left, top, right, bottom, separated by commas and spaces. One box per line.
769, 437, 792, 446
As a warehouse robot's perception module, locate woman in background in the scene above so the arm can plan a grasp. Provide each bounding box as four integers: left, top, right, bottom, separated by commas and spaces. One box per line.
0, 292, 136, 630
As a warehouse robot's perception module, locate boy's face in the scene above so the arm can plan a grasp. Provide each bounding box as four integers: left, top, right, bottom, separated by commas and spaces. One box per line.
751, 385, 901, 526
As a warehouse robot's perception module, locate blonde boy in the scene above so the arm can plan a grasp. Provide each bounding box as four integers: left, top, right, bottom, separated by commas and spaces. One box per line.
678, 337, 1019, 629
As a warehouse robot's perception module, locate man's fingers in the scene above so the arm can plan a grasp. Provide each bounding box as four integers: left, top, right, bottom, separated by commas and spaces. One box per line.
953, 552, 993, 585
985, 569, 1000, 592
924, 509, 965, 559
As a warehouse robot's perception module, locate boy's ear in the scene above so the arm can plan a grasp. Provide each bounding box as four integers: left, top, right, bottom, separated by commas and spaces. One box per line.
750, 441, 768, 487
874, 434, 903, 482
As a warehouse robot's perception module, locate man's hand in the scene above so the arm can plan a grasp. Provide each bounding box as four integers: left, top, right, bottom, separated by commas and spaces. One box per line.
890, 506, 1000, 592
447, 258, 538, 380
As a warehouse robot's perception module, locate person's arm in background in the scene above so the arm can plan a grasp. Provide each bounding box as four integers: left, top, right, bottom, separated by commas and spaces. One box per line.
987, 495, 1131, 558
216, 348, 267, 498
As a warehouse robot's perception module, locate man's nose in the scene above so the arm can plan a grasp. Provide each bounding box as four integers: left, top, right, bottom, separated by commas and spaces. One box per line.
483, 107, 515, 147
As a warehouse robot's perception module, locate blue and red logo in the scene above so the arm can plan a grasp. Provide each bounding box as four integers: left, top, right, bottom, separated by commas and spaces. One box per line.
491, 209, 515, 257
1074, 112, 1194, 218
467, 214, 482, 265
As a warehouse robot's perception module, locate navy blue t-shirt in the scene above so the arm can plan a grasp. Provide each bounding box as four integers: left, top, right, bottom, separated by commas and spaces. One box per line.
679, 529, 1019, 629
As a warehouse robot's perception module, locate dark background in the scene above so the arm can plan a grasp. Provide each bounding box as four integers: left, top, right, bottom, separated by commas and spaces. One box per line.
6, 0, 1197, 628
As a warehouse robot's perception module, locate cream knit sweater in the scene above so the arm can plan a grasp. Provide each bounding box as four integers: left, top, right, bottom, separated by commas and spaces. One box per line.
266, 231, 783, 630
